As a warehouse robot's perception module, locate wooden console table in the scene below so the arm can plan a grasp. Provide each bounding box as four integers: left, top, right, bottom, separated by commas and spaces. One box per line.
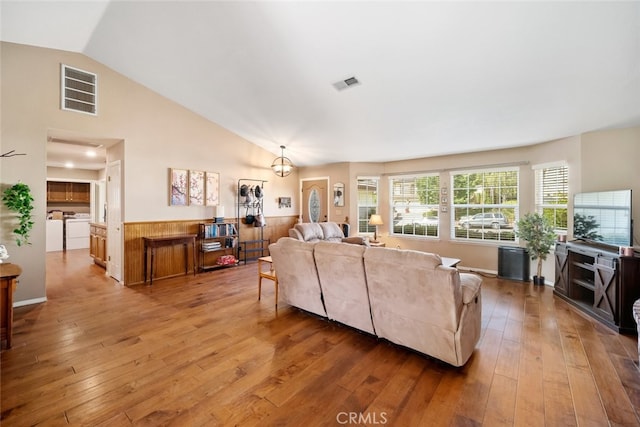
143, 234, 197, 285
1, 263, 21, 349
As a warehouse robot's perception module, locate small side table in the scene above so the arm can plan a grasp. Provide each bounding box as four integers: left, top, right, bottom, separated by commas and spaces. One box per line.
258, 256, 278, 308
1, 263, 21, 349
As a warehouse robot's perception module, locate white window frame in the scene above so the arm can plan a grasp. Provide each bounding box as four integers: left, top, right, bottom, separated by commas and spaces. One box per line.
450, 167, 519, 243
533, 162, 569, 233
356, 177, 379, 235
389, 173, 440, 238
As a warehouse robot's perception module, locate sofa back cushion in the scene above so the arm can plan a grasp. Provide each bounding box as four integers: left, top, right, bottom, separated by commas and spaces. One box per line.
314, 241, 375, 334
318, 222, 345, 242
294, 223, 324, 242
269, 238, 327, 317
363, 247, 463, 360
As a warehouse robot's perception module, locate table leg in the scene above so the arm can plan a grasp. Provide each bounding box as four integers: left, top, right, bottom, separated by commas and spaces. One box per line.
150, 247, 155, 285
183, 242, 188, 276
144, 245, 148, 283
192, 239, 197, 276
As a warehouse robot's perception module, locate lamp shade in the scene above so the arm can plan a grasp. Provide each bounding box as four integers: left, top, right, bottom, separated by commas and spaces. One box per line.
271, 145, 294, 177
369, 214, 383, 226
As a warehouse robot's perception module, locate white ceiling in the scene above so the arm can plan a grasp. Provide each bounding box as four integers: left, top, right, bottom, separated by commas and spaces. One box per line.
3, 1, 640, 167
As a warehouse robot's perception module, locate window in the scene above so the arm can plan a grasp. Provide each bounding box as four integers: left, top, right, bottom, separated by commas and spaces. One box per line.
452, 168, 518, 242
534, 163, 568, 232
357, 178, 379, 234
390, 174, 440, 237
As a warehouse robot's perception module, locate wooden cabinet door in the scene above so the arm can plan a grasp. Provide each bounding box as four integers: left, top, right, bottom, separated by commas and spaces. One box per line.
97, 236, 106, 262
90, 233, 98, 258
593, 256, 617, 323
69, 183, 90, 202
554, 243, 569, 296
47, 181, 68, 202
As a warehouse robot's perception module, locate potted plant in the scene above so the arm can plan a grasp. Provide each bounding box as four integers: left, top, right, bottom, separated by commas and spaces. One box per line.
2, 182, 35, 246
515, 212, 556, 285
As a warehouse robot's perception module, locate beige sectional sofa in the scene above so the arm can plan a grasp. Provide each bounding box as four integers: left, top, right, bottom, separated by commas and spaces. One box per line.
269, 237, 483, 367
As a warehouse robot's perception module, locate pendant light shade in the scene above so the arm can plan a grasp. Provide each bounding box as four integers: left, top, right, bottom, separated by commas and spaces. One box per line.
271, 145, 294, 177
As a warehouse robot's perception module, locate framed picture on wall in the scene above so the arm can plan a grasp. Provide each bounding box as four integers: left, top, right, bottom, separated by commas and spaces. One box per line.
189, 170, 205, 206
205, 171, 220, 206
333, 182, 345, 207
169, 168, 188, 206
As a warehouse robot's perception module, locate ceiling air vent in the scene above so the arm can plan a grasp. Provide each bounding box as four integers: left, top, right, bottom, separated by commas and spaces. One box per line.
332, 76, 361, 91
61, 64, 97, 115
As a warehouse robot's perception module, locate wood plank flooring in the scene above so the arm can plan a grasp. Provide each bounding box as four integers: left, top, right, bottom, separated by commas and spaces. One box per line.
2, 249, 640, 426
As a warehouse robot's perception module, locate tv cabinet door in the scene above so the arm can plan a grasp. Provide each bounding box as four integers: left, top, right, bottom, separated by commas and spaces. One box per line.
593, 256, 617, 323
554, 243, 569, 296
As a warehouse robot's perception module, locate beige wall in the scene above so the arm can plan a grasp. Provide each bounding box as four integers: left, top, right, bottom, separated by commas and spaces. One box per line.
302, 131, 638, 282
2, 41, 638, 303
1, 42, 298, 303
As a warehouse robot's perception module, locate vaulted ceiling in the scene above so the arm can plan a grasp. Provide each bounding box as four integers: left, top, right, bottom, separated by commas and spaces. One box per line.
3, 1, 640, 167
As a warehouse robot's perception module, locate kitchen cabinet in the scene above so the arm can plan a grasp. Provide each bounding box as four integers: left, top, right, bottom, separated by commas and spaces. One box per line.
47, 181, 90, 203
90, 223, 107, 268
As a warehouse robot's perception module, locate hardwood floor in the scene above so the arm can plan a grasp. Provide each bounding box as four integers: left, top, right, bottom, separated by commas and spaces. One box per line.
2, 249, 640, 426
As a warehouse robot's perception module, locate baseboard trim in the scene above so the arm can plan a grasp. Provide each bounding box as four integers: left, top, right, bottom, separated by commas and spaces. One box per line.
14, 297, 47, 308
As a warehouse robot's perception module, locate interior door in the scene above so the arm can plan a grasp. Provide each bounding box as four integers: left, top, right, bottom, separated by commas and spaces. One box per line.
302, 179, 328, 223
107, 160, 123, 282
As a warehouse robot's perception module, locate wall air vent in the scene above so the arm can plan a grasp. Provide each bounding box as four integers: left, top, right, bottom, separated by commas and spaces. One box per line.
332, 76, 361, 91
61, 64, 97, 115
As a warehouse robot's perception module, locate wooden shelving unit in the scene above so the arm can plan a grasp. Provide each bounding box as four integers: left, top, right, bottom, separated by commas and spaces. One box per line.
198, 222, 238, 271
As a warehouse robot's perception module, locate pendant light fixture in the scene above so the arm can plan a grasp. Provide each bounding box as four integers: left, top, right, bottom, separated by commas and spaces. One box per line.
271, 145, 294, 177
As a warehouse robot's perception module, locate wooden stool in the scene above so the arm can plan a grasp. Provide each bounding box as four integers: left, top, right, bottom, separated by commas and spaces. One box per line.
258, 256, 278, 308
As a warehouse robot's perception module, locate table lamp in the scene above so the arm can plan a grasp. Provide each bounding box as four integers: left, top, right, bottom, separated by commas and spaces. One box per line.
369, 214, 383, 242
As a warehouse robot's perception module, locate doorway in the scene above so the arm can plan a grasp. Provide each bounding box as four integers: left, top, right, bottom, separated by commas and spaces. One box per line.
45, 131, 124, 285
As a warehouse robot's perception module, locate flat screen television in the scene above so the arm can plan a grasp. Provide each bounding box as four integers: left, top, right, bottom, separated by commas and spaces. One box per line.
573, 189, 632, 247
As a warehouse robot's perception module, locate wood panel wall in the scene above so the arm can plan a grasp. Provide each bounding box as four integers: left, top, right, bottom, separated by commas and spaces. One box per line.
123, 215, 298, 286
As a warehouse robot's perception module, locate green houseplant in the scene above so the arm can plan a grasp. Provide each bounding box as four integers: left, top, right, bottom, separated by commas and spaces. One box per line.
515, 212, 557, 285
2, 182, 35, 246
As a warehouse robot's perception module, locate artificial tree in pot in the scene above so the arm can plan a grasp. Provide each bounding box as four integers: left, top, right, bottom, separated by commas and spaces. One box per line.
515, 212, 557, 285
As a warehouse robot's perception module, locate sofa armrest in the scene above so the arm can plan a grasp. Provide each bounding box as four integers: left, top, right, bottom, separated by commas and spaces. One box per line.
459, 272, 482, 304
288, 228, 303, 241
341, 236, 370, 246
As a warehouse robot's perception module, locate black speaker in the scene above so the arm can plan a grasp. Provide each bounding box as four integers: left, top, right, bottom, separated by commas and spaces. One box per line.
498, 246, 530, 281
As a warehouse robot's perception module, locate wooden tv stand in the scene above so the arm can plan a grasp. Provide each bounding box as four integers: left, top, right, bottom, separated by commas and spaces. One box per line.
554, 241, 640, 334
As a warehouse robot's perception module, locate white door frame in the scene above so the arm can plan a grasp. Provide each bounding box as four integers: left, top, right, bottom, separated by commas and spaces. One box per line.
106, 160, 123, 283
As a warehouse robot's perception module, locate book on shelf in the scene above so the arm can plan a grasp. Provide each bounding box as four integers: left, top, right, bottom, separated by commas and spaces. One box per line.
202, 222, 237, 239
202, 242, 222, 250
